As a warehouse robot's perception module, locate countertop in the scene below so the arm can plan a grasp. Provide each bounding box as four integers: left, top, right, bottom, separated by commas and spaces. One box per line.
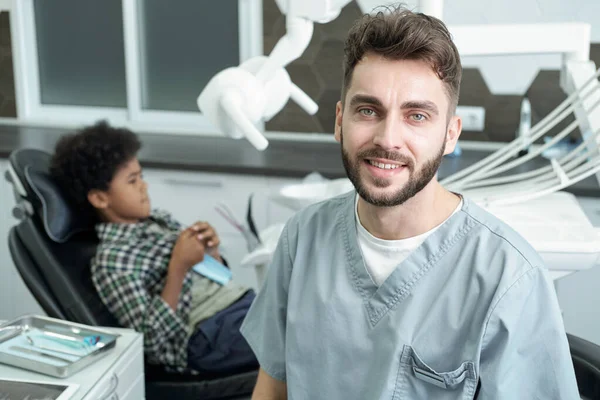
1, 124, 600, 197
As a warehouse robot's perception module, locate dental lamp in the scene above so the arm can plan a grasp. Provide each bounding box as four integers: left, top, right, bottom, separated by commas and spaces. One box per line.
197, 0, 349, 151
197, 0, 429, 151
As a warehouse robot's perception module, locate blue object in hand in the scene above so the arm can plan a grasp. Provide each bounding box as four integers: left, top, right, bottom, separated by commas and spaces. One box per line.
192, 254, 232, 285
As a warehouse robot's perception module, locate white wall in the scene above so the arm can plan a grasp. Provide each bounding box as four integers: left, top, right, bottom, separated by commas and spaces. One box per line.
558, 197, 600, 344
359, 0, 600, 94
362, 1, 600, 41
444, 0, 600, 95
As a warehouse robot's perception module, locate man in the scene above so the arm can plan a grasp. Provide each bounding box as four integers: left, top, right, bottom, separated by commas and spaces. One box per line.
240, 6, 579, 399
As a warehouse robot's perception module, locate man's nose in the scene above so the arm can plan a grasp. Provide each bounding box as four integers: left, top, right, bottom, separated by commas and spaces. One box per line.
372, 116, 405, 150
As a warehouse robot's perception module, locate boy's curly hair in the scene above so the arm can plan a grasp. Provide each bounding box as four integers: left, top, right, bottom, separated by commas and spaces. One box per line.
49, 121, 141, 214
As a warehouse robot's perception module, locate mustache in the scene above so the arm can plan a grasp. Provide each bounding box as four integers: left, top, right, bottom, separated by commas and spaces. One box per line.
357, 148, 414, 168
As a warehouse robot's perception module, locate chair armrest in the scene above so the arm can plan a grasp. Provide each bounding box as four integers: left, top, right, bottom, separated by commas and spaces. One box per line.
568, 333, 600, 399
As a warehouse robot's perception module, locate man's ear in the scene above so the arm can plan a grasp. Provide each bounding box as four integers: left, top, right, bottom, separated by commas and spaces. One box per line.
443, 115, 462, 155
334, 101, 343, 143
87, 189, 109, 210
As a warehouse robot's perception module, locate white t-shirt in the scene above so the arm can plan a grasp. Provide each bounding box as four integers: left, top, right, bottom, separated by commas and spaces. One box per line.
355, 195, 463, 286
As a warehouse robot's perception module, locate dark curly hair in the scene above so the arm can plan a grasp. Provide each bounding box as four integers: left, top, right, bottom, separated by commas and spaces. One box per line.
342, 6, 462, 114
49, 121, 142, 215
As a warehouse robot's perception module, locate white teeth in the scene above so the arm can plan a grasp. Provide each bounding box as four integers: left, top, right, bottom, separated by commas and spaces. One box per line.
368, 160, 401, 169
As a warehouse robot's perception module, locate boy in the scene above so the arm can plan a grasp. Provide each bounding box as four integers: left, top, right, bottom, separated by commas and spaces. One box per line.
50, 121, 258, 373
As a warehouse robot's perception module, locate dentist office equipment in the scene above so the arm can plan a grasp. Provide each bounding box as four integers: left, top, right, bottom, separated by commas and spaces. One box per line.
198, 0, 600, 285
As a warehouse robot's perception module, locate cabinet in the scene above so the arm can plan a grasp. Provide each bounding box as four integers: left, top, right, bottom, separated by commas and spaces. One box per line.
144, 167, 281, 291
81, 328, 144, 400
0, 326, 144, 400
143, 168, 269, 237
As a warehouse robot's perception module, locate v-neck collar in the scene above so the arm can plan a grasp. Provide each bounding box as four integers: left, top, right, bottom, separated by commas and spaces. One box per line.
339, 191, 476, 327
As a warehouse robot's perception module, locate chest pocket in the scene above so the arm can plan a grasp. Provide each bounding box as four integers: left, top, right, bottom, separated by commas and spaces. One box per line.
392, 345, 478, 400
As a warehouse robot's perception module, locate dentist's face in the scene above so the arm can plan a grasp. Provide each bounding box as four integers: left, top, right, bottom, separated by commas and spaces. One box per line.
335, 53, 461, 207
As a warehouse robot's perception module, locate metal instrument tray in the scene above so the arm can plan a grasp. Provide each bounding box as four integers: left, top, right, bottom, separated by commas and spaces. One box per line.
0, 314, 120, 378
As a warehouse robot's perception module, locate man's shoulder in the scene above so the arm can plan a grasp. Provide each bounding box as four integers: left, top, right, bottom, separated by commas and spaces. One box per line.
458, 199, 553, 322
461, 198, 544, 270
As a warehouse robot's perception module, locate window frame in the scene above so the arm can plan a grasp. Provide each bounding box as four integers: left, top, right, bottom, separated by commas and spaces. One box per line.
10, 0, 264, 135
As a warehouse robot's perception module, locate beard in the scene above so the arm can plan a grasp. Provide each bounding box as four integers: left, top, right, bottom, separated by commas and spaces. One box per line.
340, 129, 446, 207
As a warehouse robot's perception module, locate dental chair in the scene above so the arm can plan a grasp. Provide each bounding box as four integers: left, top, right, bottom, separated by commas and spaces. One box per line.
5, 148, 258, 400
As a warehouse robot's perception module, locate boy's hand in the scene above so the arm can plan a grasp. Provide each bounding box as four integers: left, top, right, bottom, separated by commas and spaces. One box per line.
169, 228, 206, 278
190, 222, 220, 248
163, 228, 205, 311
190, 222, 223, 262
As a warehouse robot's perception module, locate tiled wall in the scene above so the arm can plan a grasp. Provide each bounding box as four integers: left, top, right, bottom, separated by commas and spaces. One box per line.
264, 0, 600, 143
264, 1, 363, 134
0, 12, 16, 118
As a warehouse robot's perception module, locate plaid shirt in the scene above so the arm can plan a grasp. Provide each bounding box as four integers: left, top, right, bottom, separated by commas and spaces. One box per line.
91, 209, 193, 370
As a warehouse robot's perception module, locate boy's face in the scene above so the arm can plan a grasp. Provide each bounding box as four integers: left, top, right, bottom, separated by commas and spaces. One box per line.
89, 157, 151, 223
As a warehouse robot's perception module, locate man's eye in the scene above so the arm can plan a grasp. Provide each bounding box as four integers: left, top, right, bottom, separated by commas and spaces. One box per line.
411, 113, 426, 121
359, 108, 376, 117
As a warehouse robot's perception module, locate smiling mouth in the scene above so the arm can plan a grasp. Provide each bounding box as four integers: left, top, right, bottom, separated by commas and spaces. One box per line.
366, 160, 405, 170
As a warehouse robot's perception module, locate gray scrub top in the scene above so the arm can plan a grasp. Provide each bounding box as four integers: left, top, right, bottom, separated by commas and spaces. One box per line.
240, 191, 579, 399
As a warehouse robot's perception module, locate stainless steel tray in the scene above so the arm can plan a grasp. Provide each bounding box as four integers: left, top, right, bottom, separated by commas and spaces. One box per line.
0, 314, 120, 378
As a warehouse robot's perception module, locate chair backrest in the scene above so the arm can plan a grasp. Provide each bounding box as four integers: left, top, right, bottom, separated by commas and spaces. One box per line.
6, 148, 120, 327
8, 226, 67, 320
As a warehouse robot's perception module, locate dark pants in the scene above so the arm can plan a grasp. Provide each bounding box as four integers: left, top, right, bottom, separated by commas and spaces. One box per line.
187, 290, 258, 373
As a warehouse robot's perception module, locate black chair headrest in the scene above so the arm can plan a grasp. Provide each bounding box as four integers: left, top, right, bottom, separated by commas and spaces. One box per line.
9, 148, 94, 243
25, 166, 94, 243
